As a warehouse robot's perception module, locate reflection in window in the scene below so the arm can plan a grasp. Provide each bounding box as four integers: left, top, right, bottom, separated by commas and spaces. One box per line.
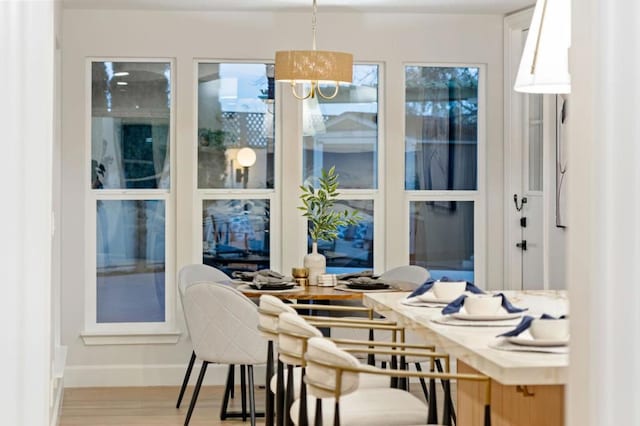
91, 61, 171, 190
303, 65, 378, 189
202, 199, 270, 275
307, 200, 374, 274
197, 63, 275, 189
409, 201, 474, 282
405, 66, 479, 191
96, 200, 166, 323
528, 93, 543, 191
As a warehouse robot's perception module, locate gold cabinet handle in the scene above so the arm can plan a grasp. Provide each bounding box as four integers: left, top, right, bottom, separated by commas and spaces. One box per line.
516, 385, 535, 397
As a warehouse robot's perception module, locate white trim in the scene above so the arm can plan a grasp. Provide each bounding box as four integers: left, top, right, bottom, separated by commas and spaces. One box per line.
83, 57, 178, 336
64, 363, 266, 388
80, 330, 182, 345
504, 9, 533, 290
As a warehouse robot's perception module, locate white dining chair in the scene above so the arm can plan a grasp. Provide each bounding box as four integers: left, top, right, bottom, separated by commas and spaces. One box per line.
176, 264, 232, 409
303, 337, 492, 426
182, 281, 267, 426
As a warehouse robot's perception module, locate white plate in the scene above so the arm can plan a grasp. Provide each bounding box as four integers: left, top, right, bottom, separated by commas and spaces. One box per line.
236, 284, 304, 294
506, 336, 569, 347
334, 284, 398, 293
450, 312, 523, 321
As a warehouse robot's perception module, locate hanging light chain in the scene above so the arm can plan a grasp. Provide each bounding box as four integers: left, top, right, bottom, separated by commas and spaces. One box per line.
311, 0, 317, 51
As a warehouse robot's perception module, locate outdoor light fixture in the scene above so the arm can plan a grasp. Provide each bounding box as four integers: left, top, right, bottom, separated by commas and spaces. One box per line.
275, 0, 353, 100
514, 0, 571, 94
235, 147, 257, 188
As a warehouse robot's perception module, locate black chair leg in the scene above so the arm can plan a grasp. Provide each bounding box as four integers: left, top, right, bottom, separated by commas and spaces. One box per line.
176, 351, 196, 408
265, 341, 275, 426
399, 355, 408, 390
248, 365, 257, 426
435, 359, 456, 425
314, 398, 323, 426
276, 360, 285, 426
427, 368, 438, 425
367, 328, 376, 365
184, 360, 208, 426
230, 364, 235, 399
484, 404, 492, 426
298, 367, 308, 426
414, 362, 430, 402
220, 364, 235, 420
241, 365, 247, 421
390, 355, 398, 388
285, 364, 295, 426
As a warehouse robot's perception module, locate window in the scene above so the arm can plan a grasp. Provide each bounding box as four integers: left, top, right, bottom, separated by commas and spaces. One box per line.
303, 65, 380, 273
197, 62, 276, 273
405, 65, 483, 283
88, 60, 174, 331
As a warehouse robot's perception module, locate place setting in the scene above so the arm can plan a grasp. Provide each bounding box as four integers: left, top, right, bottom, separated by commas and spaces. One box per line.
402, 278, 486, 307
489, 314, 570, 354
430, 292, 527, 327
333, 270, 400, 293
232, 269, 304, 293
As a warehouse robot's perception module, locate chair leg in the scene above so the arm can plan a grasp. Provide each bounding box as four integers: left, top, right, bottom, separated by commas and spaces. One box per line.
248, 365, 257, 426
265, 341, 275, 426
184, 360, 208, 426
484, 404, 492, 426
276, 360, 285, 426
285, 364, 295, 426
314, 398, 323, 426
390, 355, 398, 388
414, 362, 430, 402
298, 367, 308, 426
367, 328, 375, 365
230, 364, 235, 399
399, 355, 408, 390
427, 364, 438, 425
220, 364, 235, 420
435, 359, 456, 425
176, 351, 196, 408
333, 401, 341, 426
241, 365, 247, 421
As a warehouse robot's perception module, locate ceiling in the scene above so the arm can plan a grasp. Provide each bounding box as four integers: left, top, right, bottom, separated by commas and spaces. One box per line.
63, 0, 532, 15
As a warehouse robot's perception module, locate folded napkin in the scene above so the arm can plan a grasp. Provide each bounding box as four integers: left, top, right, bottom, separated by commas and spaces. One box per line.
337, 270, 375, 280
233, 269, 286, 281
252, 274, 292, 286
348, 276, 379, 285
407, 277, 485, 299
441, 293, 528, 315
497, 314, 566, 337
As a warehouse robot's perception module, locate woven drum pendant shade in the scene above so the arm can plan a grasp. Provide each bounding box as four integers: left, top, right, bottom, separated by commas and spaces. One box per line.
275, 50, 353, 84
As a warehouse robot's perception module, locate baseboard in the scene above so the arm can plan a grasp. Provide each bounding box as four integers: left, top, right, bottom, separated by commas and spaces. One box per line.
50, 376, 64, 426
64, 363, 267, 388
51, 345, 67, 426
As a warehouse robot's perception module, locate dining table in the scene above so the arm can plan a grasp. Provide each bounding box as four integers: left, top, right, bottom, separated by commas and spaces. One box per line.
363, 290, 569, 426
230, 282, 367, 300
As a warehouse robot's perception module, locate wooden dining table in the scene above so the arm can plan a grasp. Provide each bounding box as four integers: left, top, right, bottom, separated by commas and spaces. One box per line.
363, 290, 569, 426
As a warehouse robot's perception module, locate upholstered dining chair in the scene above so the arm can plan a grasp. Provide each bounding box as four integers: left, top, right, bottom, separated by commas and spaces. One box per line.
303, 337, 492, 426
176, 264, 232, 409
182, 281, 267, 426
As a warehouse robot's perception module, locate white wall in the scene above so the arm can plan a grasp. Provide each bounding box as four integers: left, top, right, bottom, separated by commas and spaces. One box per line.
61, 9, 504, 386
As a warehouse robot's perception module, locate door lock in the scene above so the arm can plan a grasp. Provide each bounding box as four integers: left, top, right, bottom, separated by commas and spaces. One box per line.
520, 217, 527, 228
516, 240, 527, 251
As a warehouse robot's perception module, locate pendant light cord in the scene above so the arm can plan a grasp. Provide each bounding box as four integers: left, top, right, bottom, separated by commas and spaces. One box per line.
311, 0, 317, 51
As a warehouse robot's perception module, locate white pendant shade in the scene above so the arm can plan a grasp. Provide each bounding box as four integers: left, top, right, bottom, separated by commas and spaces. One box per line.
514, 0, 571, 94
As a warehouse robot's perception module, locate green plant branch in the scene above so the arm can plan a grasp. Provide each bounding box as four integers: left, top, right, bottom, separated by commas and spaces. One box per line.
298, 166, 362, 243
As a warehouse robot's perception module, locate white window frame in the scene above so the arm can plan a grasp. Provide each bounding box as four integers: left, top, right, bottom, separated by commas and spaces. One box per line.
399, 63, 487, 287
82, 58, 179, 345
192, 60, 282, 272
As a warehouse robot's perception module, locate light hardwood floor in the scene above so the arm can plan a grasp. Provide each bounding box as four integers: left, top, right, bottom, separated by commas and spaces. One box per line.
60, 383, 450, 425
60, 385, 266, 426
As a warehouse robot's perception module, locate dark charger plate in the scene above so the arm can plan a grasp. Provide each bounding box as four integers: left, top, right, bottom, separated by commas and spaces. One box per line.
249, 283, 296, 291
345, 282, 390, 290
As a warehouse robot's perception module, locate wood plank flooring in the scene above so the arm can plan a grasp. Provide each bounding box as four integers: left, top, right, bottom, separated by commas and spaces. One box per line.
60, 383, 451, 425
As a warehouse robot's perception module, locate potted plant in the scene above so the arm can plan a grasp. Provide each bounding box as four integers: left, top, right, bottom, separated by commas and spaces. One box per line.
298, 166, 361, 285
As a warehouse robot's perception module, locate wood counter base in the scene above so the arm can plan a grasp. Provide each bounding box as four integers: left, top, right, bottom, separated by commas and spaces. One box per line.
457, 361, 565, 426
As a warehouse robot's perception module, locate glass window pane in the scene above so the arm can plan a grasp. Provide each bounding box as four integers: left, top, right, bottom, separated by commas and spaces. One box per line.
409, 201, 474, 282
528, 94, 543, 191
96, 200, 166, 323
197, 63, 275, 189
202, 199, 270, 275
303, 65, 379, 189
405, 66, 478, 191
91, 61, 171, 190
307, 200, 374, 274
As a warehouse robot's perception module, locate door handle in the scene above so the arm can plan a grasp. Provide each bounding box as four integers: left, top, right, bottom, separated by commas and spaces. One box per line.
516, 240, 527, 251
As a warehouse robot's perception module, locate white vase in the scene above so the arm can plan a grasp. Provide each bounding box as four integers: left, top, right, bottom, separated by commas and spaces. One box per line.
304, 242, 326, 286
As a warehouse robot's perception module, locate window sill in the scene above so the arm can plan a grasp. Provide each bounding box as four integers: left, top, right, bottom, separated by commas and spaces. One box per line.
80, 330, 182, 345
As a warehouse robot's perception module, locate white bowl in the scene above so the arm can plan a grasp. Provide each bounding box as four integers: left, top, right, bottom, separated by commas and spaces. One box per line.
432, 280, 467, 300
529, 319, 569, 340
464, 295, 502, 315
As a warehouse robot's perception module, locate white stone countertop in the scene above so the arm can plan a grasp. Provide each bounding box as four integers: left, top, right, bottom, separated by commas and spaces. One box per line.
363, 290, 569, 386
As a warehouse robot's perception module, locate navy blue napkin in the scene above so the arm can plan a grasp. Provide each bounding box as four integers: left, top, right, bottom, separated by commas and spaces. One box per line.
497, 314, 566, 337
441, 293, 527, 315
407, 278, 485, 299
494, 293, 528, 314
